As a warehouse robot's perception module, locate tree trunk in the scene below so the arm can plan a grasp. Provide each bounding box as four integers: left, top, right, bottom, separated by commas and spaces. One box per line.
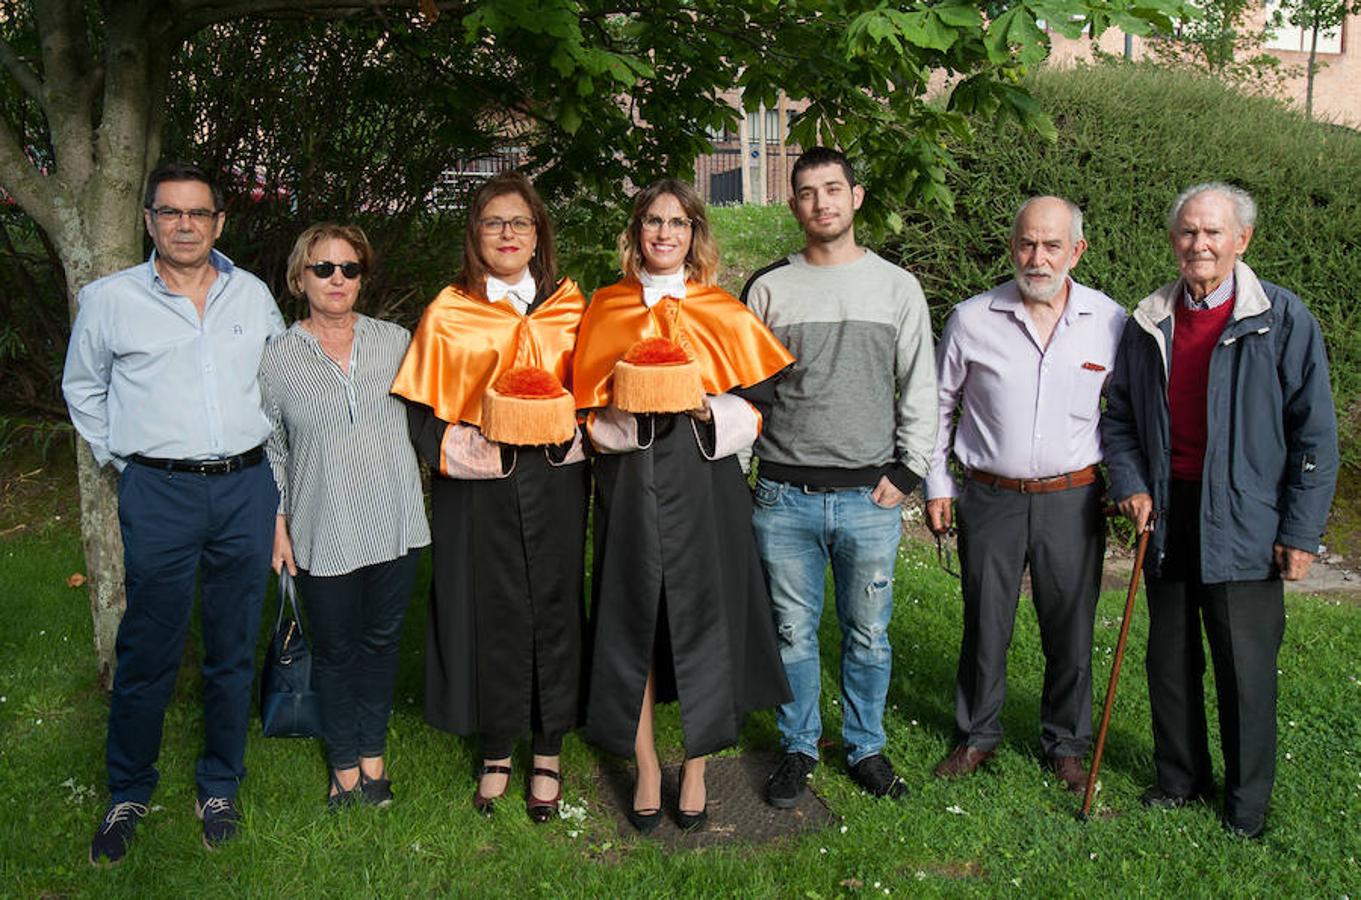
76, 441, 125, 689
1306, 13, 1319, 122
58, 196, 147, 686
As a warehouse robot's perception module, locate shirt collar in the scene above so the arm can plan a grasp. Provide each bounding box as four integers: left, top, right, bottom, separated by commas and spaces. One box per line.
992, 277, 1090, 327
486, 272, 536, 315
145, 248, 234, 291
1182, 272, 1235, 311
640, 269, 687, 308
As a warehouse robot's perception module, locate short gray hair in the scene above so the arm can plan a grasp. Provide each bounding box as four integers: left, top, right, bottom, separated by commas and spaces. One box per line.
1011, 196, 1084, 245
1167, 182, 1257, 232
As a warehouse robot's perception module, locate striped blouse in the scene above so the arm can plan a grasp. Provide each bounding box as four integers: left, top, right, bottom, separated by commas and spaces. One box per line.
260, 315, 430, 577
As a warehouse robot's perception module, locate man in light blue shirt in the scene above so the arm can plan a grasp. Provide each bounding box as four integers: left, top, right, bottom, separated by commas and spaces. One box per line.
64, 163, 284, 865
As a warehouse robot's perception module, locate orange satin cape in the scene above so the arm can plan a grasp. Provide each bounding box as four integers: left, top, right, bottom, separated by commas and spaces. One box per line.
391, 279, 584, 428
572, 279, 795, 410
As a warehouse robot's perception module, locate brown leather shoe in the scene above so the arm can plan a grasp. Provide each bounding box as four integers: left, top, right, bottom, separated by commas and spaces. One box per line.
933, 745, 994, 778
1047, 755, 1088, 793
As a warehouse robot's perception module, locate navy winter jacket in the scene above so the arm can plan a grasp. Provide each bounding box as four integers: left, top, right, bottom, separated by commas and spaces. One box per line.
1101, 261, 1338, 583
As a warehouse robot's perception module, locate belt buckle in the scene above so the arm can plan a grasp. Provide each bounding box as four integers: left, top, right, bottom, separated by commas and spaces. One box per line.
1017, 478, 1029, 494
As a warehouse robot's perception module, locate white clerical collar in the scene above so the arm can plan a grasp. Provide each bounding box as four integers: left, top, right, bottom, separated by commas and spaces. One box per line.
640, 269, 687, 308
486, 272, 536, 315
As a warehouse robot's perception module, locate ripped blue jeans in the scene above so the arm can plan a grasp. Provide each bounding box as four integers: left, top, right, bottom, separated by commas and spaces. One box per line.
752, 477, 902, 765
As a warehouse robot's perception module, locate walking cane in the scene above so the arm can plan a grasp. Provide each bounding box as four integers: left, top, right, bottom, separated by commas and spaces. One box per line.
1078, 514, 1155, 821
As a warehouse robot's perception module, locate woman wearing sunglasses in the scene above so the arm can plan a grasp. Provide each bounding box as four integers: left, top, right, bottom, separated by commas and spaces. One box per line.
572, 179, 794, 832
391, 171, 588, 822
259, 223, 430, 809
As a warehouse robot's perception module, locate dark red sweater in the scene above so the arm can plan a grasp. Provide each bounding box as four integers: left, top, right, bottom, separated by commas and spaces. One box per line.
1169, 298, 1235, 481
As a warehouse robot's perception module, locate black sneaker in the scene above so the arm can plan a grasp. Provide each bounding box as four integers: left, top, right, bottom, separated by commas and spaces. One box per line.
849, 754, 907, 799
195, 796, 241, 850
89, 801, 148, 865
766, 752, 818, 809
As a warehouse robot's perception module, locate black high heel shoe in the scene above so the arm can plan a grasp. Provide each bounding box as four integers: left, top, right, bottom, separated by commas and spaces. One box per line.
626, 805, 663, 834
526, 767, 562, 824
676, 763, 708, 832
628, 767, 663, 834
473, 763, 512, 816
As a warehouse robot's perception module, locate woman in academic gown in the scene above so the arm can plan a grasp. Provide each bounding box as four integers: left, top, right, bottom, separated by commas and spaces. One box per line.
573, 178, 794, 832
391, 171, 587, 822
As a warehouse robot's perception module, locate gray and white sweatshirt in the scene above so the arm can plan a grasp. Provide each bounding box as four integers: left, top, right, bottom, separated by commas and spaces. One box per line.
741, 249, 937, 492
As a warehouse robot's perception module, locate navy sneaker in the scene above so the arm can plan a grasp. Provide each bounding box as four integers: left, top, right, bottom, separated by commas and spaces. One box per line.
89, 801, 148, 865
195, 796, 241, 849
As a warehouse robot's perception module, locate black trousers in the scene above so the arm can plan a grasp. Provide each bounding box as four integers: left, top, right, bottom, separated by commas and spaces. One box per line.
1145, 479, 1285, 829
953, 477, 1104, 757
296, 550, 421, 769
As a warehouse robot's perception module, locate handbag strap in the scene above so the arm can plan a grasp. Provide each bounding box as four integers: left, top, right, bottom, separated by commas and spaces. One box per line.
273, 569, 307, 639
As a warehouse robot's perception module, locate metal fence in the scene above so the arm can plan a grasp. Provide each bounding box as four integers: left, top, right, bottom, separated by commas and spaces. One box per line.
694, 142, 801, 206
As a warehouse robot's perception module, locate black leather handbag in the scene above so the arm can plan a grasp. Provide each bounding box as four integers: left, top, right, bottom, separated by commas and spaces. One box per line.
259, 570, 323, 738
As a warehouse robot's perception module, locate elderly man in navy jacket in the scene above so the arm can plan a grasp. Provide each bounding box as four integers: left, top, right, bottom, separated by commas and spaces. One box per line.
1102, 182, 1337, 839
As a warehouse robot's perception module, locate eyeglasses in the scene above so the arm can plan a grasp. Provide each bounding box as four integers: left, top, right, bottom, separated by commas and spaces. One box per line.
305, 261, 363, 279
148, 206, 220, 222
935, 527, 960, 580
480, 216, 535, 235
641, 215, 693, 232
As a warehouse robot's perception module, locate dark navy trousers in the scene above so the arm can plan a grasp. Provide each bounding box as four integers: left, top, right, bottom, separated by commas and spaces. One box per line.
295, 550, 420, 770
108, 460, 277, 804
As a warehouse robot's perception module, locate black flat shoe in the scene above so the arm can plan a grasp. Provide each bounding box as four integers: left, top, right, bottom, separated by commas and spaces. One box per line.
328, 769, 360, 811
474, 763, 512, 816
359, 767, 393, 808
526, 767, 562, 824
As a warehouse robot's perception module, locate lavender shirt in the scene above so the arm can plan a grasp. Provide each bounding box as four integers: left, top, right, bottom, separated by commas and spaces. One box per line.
924, 278, 1127, 500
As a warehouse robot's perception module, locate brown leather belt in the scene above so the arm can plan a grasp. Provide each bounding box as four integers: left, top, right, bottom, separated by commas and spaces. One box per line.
967, 464, 1099, 494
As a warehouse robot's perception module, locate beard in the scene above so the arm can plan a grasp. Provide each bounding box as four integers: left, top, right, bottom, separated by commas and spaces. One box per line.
1015, 260, 1072, 304
806, 216, 854, 245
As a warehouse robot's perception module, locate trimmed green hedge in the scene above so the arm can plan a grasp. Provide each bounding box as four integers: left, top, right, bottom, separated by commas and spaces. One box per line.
880, 61, 1361, 463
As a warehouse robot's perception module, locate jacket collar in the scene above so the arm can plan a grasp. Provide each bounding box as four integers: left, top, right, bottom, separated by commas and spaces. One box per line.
1132, 259, 1270, 334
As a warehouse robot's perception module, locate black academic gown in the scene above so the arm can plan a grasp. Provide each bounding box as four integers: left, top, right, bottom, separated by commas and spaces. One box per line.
585, 398, 791, 758
409, 406, 588, 743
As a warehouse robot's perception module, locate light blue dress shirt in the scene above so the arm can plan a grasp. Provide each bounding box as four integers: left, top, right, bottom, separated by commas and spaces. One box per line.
62, 250, 285, 470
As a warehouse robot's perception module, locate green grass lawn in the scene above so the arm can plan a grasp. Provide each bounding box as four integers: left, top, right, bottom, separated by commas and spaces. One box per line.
2, 511, 1358, 897
3, 207, 1359, 895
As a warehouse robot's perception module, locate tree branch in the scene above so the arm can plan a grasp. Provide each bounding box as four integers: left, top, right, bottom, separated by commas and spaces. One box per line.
33, 0, 97, 189
0, 117, 57, 236
33, 0, 92, 98
178, 0, 466, 28
0, 36, 45, 107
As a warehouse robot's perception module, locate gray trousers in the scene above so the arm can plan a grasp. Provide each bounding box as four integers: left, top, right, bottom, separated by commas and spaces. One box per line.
953, 477, 1104, 757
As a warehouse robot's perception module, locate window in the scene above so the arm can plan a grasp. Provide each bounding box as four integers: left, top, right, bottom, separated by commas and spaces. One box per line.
1264, 0, 1343, 53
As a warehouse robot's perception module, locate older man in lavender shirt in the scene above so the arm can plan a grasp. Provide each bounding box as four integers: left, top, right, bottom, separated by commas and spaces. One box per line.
924, 197, 1126, 792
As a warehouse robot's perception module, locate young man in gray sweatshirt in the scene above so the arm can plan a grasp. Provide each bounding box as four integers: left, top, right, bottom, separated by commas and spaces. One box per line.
743, 147, 937, 806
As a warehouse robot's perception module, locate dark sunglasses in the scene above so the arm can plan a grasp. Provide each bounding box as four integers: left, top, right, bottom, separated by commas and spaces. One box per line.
305, 261, 363, 279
